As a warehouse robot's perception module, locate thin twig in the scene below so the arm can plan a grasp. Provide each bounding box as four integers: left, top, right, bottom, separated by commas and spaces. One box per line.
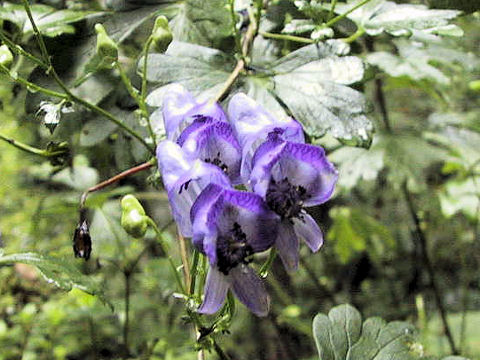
21, 0, 154, 154
123, 271, 132, 359
80, 159, 156, 208
0, 132, 66, 157
403, 183, 458, 355
212, 7, 258, 103
260, 31, 315, 44
324, 0, 372, 28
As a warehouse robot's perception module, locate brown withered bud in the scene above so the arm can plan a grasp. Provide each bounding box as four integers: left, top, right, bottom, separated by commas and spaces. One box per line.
73, 220, 92, 261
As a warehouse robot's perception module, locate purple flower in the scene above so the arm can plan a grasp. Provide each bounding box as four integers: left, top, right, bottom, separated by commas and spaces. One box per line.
228, 93, 305, 182
249, 132, 338, 271
163, 84, 226, 141
156, 140, 231, 237
177, 116, 242, 185
190, 183, 279, 316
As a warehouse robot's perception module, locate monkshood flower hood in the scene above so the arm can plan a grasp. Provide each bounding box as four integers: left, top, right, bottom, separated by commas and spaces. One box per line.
156, 140, 231, 237
162, 84, 226, 141
190, 183, 279, 317
249, 131, 338, 271
227, 93, 305, 183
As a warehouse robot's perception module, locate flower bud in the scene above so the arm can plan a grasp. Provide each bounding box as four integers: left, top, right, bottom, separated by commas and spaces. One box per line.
0, 45, 13, 69
151, 16, 173, 53
73, 220, 92, 260
95, 24, 118, 67
121, 195, 148, 238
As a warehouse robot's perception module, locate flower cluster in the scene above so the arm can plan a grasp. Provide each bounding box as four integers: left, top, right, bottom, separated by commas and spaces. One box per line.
156, 84, 338, 317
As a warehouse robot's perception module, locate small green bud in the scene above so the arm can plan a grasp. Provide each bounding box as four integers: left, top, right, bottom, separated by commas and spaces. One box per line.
121, 194, 148, 238
0, 45, 14, 69
95, 23, 118, 67
151, 16, 173, 53
468, 80, 480, 92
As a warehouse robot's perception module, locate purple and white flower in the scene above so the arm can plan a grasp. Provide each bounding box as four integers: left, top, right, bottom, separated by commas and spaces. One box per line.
156, 140, 231, 237
163, 84, 227, 141
228, 93, 305, 182
190, 183, 279, 316
177, 115, 242, 185
249, 132, 338, 271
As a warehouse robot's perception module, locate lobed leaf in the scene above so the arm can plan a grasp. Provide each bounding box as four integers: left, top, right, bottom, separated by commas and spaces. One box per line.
321, 0, 461, 37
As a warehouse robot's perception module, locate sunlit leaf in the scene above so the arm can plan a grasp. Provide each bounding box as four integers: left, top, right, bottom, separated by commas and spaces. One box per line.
321, 0, 461, 37
0, 252, 111, 309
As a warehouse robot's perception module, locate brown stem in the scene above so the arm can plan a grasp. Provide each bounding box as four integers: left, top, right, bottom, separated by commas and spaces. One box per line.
212, 7, 258, 103
80, 159, 155, 208
402, 183, 458, 355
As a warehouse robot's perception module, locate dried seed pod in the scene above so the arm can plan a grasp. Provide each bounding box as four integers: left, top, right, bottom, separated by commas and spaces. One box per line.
73, 219, 92, 260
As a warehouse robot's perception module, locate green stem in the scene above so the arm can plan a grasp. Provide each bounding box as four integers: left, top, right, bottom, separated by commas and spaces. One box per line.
342, 27, 366, 43
73, 94, 153, 153
328, 0, 338, 21
1, 64, 68, 99
0, 132, 66, 157
0, 29, 47, 69
403, 183, 459, 355
147, 218, 185, 294
140, 37, 157, 146
123, 271, 131, 359
21, 0, 154, 154
190, 249, 200, 295
229, 0, 243, 57
260, 31, 315, 44
324, 0, 372, 28
259, 248, 277, 278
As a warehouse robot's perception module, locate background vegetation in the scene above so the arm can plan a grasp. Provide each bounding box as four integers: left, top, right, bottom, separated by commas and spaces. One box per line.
0, 0, 479, 359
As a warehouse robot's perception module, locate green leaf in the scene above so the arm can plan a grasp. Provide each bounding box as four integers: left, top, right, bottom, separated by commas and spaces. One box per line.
144, 41, 234, 102
0, 252, 111, 309
367, 51, 449, 85
80, 118, 118, 147
0, 2, 96, 38
330, 142, 385, 190
313, 304, 423, 360
438, 178, 480, 220
270, 42, 373, 147
313, 304, 362, 360
328, 207, 395, 263
51, 155, 99, 191
321, 0, 461, 37
170, 0, 232, 48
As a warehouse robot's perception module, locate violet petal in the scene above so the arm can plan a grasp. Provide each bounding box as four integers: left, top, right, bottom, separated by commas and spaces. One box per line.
276, 221, 300, 272
230, 265, 270, 317
293, 213, 324, 252
198, 267, 230, 315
